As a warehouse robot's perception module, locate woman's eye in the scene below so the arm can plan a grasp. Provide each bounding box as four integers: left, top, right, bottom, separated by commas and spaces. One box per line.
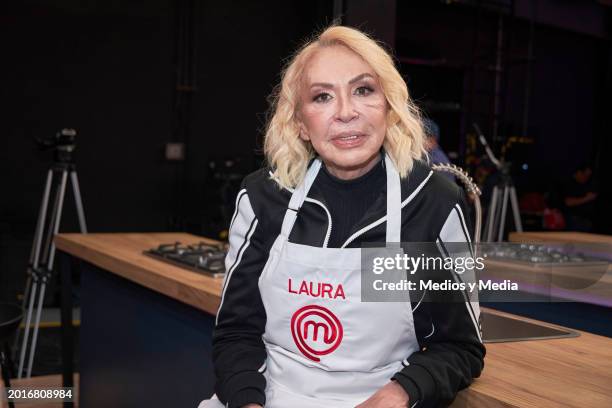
313, 92, 332, 103
355, 86, 374, 96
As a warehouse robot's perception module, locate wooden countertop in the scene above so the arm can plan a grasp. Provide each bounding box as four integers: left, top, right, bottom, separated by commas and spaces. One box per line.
509, 231, 612, 245
55, 233, 612, 407
505, 231, 612, 306
55, 232, 223, 315
482, 258, 612, 307
453, 308, 612, 407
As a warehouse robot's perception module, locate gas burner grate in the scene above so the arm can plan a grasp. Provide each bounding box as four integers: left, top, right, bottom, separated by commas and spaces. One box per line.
143, 241, 228, 278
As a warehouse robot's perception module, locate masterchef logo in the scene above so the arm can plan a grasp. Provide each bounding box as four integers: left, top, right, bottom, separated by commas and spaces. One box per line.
290, 305, 343, 362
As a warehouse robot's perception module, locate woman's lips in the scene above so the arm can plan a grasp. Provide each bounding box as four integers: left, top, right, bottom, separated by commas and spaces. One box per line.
330, 132, 367, 148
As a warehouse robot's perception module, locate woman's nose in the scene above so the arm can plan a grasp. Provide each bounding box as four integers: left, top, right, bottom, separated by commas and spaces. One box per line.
335, 95, 358, 122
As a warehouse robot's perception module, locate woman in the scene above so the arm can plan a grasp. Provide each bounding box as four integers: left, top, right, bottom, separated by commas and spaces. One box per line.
202, 25, 484, 408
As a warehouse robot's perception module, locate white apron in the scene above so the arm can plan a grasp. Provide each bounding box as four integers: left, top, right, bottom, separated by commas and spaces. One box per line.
200, 154, 419, 408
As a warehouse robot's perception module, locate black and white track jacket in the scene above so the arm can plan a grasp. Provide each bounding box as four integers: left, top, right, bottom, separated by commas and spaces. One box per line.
212, 159, 485, 408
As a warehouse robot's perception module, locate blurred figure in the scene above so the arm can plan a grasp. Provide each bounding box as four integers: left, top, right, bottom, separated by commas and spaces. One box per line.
563, 163, 598, 232
423, 118, 455, 182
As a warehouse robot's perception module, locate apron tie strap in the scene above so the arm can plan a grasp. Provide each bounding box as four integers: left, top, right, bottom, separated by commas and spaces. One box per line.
385, 154, 402, 244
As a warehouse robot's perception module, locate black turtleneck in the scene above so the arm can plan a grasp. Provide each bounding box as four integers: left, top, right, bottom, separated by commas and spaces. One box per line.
317, 158, 386, 248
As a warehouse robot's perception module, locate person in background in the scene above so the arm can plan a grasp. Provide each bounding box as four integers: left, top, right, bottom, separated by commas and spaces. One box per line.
563, 163, 598, 232
422, 118, 455, 182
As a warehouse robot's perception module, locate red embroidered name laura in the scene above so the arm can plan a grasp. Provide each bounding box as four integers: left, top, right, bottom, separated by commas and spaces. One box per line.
288, 278, 346, 300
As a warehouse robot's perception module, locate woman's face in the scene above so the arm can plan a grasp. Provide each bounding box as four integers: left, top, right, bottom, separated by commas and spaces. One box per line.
297, 45, 388, 180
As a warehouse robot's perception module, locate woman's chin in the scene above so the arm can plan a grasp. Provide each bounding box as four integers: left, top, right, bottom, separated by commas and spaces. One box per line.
325, 150, 381, 174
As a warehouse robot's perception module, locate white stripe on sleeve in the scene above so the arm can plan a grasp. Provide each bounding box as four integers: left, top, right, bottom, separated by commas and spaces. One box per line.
438, 208, 482, 342
216, 193, 258, 325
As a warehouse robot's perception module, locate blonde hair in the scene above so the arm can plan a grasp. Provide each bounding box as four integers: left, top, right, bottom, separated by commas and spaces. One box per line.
264, 25, 426, 188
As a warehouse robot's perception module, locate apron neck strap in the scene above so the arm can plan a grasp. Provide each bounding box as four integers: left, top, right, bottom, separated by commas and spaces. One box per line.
384, 154, 402, 243
280, 153, 402, 243
280, 159, 322, 238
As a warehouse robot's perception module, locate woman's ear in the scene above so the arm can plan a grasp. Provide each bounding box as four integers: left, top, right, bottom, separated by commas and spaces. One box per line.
296, 115, 310, 141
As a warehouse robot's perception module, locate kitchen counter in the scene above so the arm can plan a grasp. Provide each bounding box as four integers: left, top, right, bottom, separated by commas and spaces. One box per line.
55, 233, 612, 407
56, 232, 223, 314
509, 231, 612, 245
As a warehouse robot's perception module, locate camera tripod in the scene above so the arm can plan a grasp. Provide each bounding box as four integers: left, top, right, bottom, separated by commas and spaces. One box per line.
483, 163, 523, 242
473, 123, 523, 242
13, 129, 87, 378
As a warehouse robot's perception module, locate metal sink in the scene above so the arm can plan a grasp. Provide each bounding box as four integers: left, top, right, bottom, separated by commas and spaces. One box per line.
481, 311, 579, 343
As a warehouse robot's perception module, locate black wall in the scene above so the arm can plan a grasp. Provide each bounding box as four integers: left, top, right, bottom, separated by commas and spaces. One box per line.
0, 0, 333, 300
395, 2, 611, 232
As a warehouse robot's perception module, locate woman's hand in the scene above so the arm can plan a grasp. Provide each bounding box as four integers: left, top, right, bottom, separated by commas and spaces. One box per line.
354, 381, 410, 408
241, 405, 262, 408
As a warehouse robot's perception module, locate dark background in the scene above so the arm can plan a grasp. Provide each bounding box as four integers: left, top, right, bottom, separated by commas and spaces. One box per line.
1, 0, 611, 302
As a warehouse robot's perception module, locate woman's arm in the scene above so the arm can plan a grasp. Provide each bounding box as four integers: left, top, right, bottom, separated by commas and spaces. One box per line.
212, 187, 271, 408
392, 190, 486, 407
